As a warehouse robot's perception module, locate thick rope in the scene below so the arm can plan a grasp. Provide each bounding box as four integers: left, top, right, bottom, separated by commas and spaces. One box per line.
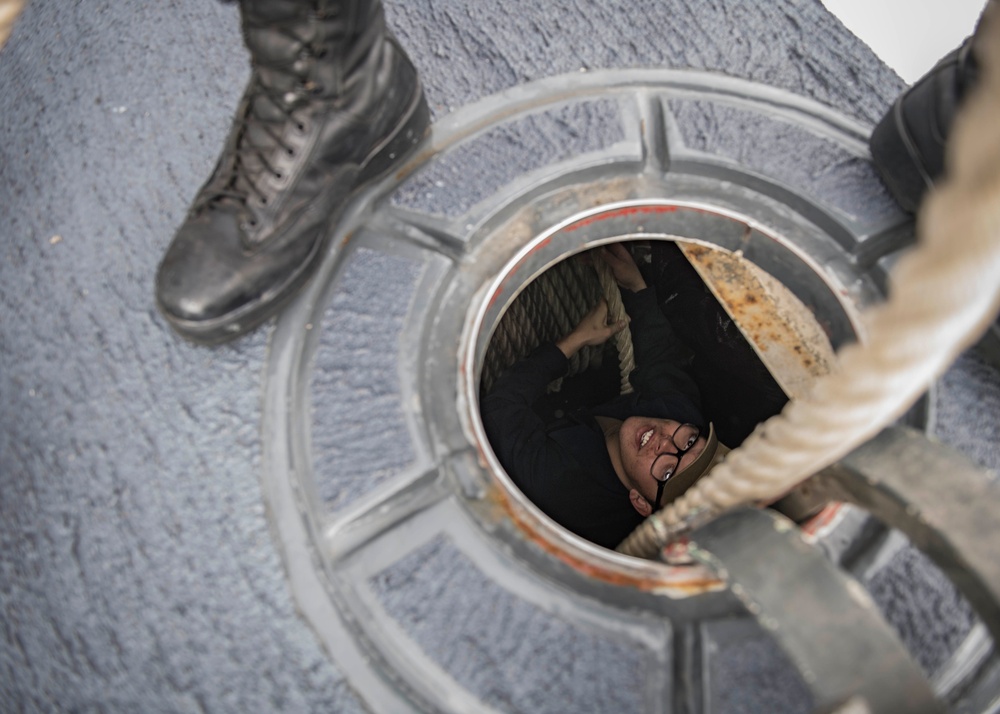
0, 0, 25, 48
594, 256, 636, 394
482, 250, 638, 397
617, 9, 1000, 558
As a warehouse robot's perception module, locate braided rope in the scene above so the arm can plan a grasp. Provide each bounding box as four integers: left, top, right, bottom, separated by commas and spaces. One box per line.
0, 0, 25, 48
482, 250, 638, 396
594, 256, 636, 394
617, 11, 1000, 558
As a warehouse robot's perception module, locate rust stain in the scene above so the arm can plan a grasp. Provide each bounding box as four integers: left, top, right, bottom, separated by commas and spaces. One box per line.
527, 235, 554, 254
562, 204, 682, 233
392, 142, 438, 183
484, 235, 556, 312
678, 242, 835, 401
479, 474, 724, 596
800, 502, 845, 539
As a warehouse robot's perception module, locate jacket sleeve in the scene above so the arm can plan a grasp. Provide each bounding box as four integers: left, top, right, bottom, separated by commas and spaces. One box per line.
622, 286, 701, 407
480, 343, 578, 502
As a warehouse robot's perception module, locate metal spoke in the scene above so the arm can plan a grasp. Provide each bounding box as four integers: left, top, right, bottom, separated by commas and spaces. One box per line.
689, 507, 943, 713
322, 464, 453, 566
817, 426, 1000, 645
851, 218, 919, 271
374, 207, 469, 262
633, 90, 672, 176
671, 622, 706, 714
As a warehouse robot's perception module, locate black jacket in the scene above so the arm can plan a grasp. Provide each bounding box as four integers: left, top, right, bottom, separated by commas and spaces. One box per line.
481, 287, 703, 549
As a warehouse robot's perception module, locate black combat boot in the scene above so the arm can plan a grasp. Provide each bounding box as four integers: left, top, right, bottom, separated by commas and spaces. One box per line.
156, 0, 429, 344
869, 0, 996, 213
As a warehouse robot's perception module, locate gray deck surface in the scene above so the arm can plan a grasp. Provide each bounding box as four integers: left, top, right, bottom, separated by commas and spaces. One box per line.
1, 0, 997, 712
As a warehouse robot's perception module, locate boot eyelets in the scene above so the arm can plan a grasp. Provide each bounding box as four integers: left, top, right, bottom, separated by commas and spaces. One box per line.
302, 80, 323, 95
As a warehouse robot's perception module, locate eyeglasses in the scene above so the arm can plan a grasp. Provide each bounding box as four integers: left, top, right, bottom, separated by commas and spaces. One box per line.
650, 423, 700, 510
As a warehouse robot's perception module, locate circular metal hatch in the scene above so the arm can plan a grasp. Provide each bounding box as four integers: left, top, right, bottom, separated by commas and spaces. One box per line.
261, 71, 995, 713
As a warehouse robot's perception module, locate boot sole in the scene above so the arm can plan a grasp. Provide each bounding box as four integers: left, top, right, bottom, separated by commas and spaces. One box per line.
869, 99, 933, 215
868, 42, 969, 214
163, 84, 432, 346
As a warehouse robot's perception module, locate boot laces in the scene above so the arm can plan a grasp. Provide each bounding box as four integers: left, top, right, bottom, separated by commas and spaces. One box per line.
200, 25, 327, 225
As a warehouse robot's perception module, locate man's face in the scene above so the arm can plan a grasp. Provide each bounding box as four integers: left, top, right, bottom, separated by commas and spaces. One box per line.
616, 416, 708, 505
